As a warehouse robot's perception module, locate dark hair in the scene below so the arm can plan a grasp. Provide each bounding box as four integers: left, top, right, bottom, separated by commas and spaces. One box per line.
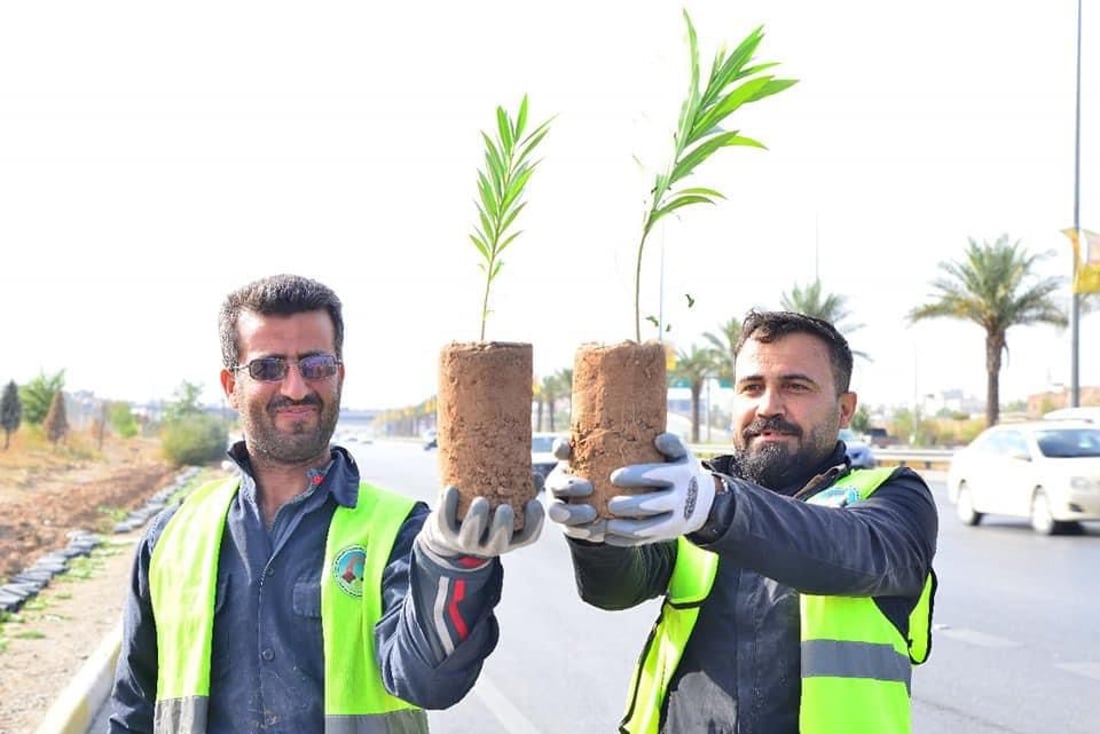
734, 309, 853, 394
218, 274, 344, 369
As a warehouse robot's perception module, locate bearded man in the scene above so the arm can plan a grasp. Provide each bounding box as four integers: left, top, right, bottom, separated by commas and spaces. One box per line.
546, 309, 938, 734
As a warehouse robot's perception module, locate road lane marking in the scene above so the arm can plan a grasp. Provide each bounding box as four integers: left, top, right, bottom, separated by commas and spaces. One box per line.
475, 674, 543, 734
933, 625, 1021, 648
1055, 662, 1100, 681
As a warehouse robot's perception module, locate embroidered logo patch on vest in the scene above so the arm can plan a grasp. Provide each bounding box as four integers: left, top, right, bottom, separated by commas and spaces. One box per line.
333, 545, 367, 598
813, 486, 861, 508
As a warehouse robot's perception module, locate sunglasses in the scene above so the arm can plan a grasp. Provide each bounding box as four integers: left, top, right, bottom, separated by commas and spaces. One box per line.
231, 354, 341, 382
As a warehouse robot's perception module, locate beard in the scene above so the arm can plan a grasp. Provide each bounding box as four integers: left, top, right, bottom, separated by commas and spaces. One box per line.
242, 390, 340, 466
733, 413, 838, 492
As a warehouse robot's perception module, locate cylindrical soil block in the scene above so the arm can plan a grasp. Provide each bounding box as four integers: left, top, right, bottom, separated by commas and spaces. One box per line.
438, 341, 533, 529
570, 341, 667, 519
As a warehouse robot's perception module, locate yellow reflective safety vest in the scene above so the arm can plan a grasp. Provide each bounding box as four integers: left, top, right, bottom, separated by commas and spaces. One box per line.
149, 476, 427, 734
620, 467, 934, 734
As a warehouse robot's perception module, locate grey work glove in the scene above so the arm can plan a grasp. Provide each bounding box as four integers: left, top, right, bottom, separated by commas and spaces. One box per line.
544, 437, 608, 543
603, 432, 717, 547
416, 485, 544, 563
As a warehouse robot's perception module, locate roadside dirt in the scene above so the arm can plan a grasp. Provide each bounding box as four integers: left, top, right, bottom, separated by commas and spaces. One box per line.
0, 434, 182, 734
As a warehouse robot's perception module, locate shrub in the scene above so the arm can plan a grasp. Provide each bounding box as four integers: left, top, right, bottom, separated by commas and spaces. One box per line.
43, 391, 69, 445
161, 414, 229, 466
107, 402, 139, 439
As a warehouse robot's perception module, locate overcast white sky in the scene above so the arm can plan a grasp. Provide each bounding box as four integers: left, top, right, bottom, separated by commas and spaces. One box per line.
1, 1, 1096, 413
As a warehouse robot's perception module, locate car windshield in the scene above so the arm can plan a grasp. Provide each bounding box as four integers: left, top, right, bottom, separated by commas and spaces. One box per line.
1034, 428, 1100, 458
531, 435, 557, 453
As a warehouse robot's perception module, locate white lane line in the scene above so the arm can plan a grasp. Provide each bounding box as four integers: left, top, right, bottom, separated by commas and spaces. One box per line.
933, 625, 1021, 648
1055, 662, 1100, 681
475, 673, 543, 734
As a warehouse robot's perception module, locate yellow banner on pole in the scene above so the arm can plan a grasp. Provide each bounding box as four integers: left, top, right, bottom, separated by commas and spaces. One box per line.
1062, 228, 1100, 294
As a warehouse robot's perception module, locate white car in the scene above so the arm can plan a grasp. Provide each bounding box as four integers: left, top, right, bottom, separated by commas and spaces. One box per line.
946, 420, 1100, 534
1043, 406, 1100, 423
531, 432, 567, 488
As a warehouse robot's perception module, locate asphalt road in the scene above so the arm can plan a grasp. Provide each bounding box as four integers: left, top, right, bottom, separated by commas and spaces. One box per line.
88, 439, 1100, 733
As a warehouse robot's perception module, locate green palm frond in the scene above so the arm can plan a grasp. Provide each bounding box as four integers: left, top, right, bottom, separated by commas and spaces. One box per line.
780, 279, 870, 361
471, 96, 553, 341
633, 11, 796, 341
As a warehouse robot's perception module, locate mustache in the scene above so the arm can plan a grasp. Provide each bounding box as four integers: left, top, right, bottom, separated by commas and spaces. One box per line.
269, 395, 323, 410
743, 415, 801, 439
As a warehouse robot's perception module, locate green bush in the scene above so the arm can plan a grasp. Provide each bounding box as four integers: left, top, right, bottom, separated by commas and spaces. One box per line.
108, 402, 139, 439
161, 414, 229, 466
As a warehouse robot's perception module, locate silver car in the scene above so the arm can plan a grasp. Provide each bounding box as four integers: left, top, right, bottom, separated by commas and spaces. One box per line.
839, 428, 876, 469
946, 420, 1100, 534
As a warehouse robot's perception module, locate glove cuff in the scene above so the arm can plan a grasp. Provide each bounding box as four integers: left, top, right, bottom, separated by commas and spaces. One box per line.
689, 475, 735, 544
414, 535, 492, 573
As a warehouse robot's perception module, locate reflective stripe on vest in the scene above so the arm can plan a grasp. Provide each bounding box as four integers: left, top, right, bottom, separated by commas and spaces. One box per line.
620, 467, 933, 734
799, 467, 933, 734
149, 477, 427, 734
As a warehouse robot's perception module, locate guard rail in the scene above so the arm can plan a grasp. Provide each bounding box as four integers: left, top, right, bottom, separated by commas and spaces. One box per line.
687, 444, 956, 471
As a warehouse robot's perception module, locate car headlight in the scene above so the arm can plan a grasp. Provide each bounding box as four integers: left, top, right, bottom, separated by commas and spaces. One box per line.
1069, 476, 1100, 491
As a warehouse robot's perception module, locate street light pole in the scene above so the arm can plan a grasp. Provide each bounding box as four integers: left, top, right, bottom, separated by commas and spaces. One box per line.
1070, 0, 1083, 407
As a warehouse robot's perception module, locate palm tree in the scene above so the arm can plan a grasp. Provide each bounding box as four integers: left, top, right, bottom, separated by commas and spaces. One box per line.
670, 344, 721, 443
533, 380, 546, 431
702, 317, 741, 385
908, 235, 1067, 427
554, 367, 573, 428
536, 374, 562, 431
780, 278, 869, 360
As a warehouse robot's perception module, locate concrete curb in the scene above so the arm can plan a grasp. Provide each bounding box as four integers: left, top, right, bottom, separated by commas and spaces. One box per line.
33, 622, 121, 734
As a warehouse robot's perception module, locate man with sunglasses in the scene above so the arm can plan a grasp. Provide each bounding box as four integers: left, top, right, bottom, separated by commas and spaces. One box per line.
108, 273, 543, 733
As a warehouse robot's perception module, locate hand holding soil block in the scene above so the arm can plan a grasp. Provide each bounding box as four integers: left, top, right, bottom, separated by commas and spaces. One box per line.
569, 341, 667, 519
437, 341, 534, 530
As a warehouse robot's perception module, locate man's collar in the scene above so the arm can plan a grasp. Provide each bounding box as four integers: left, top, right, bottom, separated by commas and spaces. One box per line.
226, 440, 360, 508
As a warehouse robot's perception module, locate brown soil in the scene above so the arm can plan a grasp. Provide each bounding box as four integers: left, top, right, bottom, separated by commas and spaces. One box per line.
0, 435, 177, 579
570, 341, 668, 518
437, 341, 534, 529
0, 432, 182, 734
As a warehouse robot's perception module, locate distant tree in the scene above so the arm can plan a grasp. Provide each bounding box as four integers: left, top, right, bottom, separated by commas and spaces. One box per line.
909, 235, 1066, 427
671, 344, 721, 443
1, 380, 22, 449
702, 317, 742, 384
92, 404, 107, 451
780, 279, 869, 360
849, 404, 872, 433
19, 370, 65, 425
162, 381, 205, 424
535, 374, 559, 432
43, 390, 69, 445
554, 367, 574, 427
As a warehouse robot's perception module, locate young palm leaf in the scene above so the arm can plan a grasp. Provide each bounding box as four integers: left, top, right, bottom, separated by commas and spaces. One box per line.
633, 10, 797, 341
470, 95, 552, 341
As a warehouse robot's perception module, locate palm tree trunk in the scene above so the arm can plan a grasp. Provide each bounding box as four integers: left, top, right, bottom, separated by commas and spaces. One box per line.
985, 332, 1005, 426
690, 384, 702, 443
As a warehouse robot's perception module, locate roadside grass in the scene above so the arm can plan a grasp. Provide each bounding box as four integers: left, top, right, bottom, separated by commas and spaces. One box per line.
0, 610, 25, 653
